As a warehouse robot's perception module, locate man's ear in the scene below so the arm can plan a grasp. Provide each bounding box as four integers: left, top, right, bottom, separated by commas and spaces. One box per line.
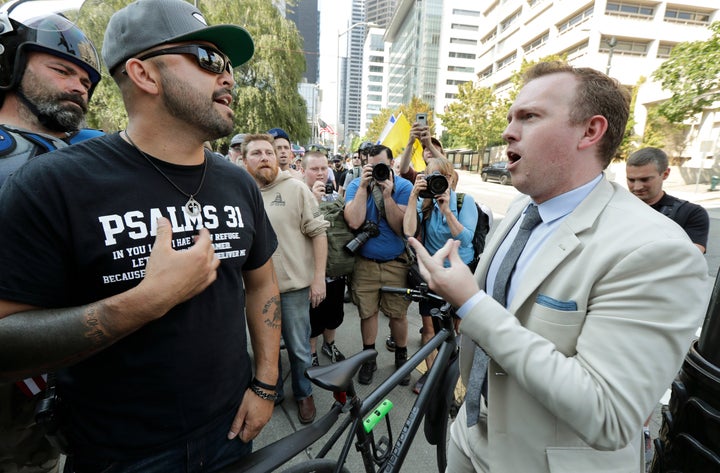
123, 58, 161, 96
578, 115, 608, 151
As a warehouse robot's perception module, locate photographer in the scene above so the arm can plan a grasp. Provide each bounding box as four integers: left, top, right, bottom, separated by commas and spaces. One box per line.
403, 157, 479, 393
344, 144, 414, 386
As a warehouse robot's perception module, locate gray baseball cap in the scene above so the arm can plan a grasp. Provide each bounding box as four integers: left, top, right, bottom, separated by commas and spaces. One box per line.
102, 0, 254, 73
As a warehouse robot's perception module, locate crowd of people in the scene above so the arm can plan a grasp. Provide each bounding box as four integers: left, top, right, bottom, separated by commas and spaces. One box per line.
0, 1, 712, 472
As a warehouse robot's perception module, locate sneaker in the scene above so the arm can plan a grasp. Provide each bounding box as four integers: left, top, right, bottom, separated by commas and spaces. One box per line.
321, 342, 346, 363
358, 360, 377, 385
395, 353, 411, 386
311, 352, 319, 367
385, 335, 396, 352
413, 372, 428, 394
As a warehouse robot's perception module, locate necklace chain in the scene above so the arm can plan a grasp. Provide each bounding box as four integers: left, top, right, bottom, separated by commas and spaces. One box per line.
124, 130, 207, 217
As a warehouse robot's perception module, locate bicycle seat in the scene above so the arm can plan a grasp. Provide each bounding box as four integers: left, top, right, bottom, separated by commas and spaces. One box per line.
306, 349, 377, 392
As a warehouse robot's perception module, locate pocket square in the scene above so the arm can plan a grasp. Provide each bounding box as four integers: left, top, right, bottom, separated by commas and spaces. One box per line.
536, 294, 577, 311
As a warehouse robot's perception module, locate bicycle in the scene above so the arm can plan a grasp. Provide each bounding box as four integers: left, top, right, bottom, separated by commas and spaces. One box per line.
220, 284, 461, 473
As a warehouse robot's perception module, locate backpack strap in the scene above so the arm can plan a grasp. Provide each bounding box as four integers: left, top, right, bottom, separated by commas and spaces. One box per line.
456, 192, 465, 213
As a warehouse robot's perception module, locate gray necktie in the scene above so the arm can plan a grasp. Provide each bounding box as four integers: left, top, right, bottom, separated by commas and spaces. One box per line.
466, 204, 542, 427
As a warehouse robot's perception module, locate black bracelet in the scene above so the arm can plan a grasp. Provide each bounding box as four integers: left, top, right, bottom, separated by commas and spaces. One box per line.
249, 384, 278, 402
252, 377, 277, 391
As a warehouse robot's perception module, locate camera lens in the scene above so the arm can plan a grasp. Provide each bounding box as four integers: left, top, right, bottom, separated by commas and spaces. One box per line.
419, 172, 449, 198
372, 163, 390, 181
325, 183, 334, 194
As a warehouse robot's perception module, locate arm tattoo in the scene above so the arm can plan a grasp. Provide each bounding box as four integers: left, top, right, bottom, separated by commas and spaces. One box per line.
262, 295, 281, 330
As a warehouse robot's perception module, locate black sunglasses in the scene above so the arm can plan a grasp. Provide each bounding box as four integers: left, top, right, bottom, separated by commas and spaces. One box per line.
136, 44, 233, 75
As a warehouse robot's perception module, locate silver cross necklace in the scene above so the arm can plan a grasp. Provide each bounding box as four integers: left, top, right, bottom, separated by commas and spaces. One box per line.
124, 130, 207, 217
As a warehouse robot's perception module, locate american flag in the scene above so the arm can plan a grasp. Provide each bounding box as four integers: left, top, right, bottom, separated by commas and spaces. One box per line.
318, 118, 336, 135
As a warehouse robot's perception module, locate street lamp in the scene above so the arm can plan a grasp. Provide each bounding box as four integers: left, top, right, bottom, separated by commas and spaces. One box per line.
336, 21, 377, 153
605, 36, 617, 76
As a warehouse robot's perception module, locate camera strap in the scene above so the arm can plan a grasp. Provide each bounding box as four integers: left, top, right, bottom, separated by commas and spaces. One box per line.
370, 184, 386, 221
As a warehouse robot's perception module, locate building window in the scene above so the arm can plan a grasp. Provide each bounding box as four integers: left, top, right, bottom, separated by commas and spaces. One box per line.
368, 76, 383, 83
369, 65, 383, 73
369, 55, 384, 63
605, 2, 654, 19
452, 23, 479, 31
449, 51, 477, 60
561, 40, 589, 60
452, 9, 481, 17
523, 31, 549, 53
368, 95, 382, 102
558, 6, 594, 34
656, 42, 675, 58
599, 37, 649, 56
446, 79, 469, 86
368, 85, 382, 92
528, 0, 548, 7
448, 65, 475, 73
664, 8, 711, 25
445, 93, 458, 99
500, 9, 521, 32
450, 37, 478, 46
496, 52, 517, 70
482, 29, 497, 44
478, 66, 492, 79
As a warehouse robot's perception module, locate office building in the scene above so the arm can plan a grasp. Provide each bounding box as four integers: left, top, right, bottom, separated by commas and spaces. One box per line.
287, 0, 320, 84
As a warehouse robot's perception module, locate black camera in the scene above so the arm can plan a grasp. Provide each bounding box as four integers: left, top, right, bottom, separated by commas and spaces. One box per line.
419, 172, 449, 199
344, 221, 381, 254
325, 183, 334, 194
372, 163, 391, 182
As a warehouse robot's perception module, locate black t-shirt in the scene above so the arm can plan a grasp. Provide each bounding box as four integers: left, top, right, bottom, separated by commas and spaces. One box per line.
0, 133, 277, 460
651, 193, 709, 249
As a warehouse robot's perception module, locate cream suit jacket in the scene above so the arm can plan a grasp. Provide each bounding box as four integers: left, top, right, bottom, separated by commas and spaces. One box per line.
458, 178, 709, 473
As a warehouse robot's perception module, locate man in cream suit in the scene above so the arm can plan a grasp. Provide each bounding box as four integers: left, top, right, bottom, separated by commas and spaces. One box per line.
410, 61, 709, 473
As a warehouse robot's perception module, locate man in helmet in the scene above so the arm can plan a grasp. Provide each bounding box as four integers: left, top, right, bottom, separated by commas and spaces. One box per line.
0, 8, 102, 473
0, 0, 280, 470
0, 9, 103, 185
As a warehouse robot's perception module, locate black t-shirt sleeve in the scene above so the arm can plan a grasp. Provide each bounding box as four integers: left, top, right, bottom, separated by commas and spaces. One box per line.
680, 203, 710, 248
0, 161, 74, 307
242, 180, 278, 271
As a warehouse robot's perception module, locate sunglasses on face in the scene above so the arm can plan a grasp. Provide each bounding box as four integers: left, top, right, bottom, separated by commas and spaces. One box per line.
136, 44, 233, 75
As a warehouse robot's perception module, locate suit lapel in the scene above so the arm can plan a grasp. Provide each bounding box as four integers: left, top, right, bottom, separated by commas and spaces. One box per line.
480, 179, 615, 315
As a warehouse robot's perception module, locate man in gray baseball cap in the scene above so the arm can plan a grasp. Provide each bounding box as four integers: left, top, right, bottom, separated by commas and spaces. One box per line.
0, 1, 282, 471
102, 0, 254, 74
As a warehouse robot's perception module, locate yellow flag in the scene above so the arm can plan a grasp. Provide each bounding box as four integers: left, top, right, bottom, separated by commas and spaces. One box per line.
381, 113, 425, 172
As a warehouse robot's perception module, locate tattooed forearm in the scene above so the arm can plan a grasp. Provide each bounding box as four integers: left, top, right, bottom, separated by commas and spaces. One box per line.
0, 301, 136, 381
262, 295, 281, 329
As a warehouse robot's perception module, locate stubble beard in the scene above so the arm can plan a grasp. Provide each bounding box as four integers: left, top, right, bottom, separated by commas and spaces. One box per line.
159, 66, 233, 141
19, 70, 87, 132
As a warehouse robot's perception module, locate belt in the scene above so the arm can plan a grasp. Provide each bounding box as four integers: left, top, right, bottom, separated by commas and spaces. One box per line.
360, 255, 405, 264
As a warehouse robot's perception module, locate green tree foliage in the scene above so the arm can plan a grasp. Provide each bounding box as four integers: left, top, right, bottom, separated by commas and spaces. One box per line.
75, 0, 309, 145
642, 105, 687, 156
439, 82, 507, 151
652, 21, 720, 123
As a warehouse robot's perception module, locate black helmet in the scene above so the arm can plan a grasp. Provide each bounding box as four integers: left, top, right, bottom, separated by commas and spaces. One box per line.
358, 141, 373, 153
0, 8, 101, 99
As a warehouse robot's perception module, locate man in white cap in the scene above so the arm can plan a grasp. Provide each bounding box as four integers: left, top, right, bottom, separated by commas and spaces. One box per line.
0, 1, 281, 471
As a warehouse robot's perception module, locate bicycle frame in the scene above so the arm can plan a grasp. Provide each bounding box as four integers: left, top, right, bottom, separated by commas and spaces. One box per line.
221, 286, 459, 473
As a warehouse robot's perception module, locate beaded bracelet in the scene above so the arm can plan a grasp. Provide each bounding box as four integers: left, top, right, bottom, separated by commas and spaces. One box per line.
252, 377, 277, 391
249, 384, 279, 402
